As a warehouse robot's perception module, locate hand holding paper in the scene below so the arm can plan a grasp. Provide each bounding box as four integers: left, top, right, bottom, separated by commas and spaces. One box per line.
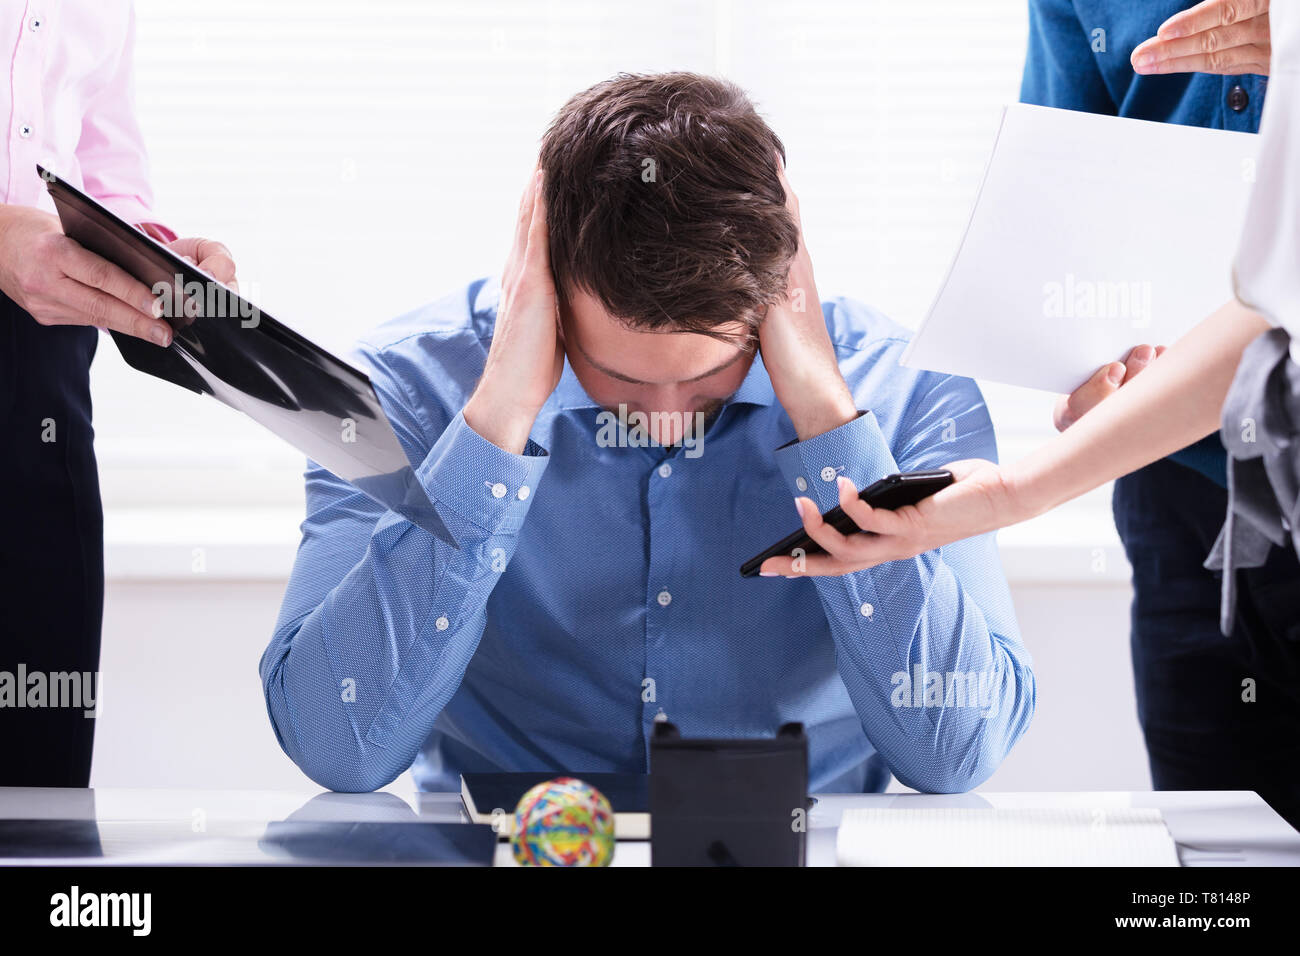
1054, 343, 1164, 432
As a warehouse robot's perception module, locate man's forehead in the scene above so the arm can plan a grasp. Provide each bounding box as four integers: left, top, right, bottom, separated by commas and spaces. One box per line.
562, 287, 754, 383
574, 336, 749, 386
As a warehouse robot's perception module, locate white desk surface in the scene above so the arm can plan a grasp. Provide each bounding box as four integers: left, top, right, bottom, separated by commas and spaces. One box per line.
1, 787, 1296, 866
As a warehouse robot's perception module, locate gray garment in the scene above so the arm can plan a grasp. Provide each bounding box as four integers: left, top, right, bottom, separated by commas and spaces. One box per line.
1205, 328, 1300, 634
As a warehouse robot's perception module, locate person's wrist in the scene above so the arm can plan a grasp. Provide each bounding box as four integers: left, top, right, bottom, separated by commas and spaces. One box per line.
464, 378, 542, 455
782, 380, 858, 442
1000, 459, 1053, 525
0, 205, 27, 293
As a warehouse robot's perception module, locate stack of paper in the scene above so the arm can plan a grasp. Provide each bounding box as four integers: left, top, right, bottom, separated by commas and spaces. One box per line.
836, 807, 1180, 866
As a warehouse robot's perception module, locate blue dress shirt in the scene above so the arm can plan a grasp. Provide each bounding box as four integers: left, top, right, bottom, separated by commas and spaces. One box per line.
1021, 0, 1267, 487
261, 279, 1036, 794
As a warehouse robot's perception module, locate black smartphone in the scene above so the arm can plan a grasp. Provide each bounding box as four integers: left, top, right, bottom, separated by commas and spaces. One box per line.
739, 469, 954, 577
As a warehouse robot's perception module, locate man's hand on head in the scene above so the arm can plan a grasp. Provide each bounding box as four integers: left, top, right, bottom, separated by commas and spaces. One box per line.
758, 155, 858, 442
464, 166, 564, 454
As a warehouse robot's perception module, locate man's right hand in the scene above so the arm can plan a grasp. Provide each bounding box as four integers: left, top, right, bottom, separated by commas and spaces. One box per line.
0, 204, 173, 346
1053, 344, 1164, 432
463, 168, 564, 454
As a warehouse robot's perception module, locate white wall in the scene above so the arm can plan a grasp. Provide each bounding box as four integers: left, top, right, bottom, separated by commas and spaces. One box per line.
101, 0, 1061, 511
94, 581, 311, 790
993, 582, 1149, 792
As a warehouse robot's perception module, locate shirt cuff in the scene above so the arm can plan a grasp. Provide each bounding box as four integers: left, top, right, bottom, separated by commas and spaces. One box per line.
416, 409, 548, 536
773, 410, 900, 512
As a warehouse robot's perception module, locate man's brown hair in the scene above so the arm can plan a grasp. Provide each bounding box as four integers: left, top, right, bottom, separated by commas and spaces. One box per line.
540, 72, 798, 344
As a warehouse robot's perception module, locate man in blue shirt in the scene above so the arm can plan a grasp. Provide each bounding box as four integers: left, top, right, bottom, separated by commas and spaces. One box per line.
1023, 0, 1300, 830
261, 72, 1035, 794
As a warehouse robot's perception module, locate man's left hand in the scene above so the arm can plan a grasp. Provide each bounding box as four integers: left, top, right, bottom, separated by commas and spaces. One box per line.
758, 155, 858, 442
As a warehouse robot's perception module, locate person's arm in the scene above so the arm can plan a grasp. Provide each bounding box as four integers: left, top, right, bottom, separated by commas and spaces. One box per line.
1012, 299, 1268, 511
261, 169, 562, 792
261, 406, 549, 792
769, 373, 1036, 793
1, 6, 235, 342
756, 161, 1033, 791
760, 299, 1270, 574
78, 8, 237, 287
74, 4, 167, 233
763, 5, 1286, 571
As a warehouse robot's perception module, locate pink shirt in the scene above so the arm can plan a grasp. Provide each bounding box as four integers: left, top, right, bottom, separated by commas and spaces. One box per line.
1, 0, 169, 234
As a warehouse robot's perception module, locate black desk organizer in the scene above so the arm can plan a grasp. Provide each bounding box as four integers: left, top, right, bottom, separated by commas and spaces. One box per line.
649, 721, 808, 867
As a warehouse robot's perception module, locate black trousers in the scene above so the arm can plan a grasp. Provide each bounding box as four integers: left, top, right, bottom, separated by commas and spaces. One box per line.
1114, 458, 1300, 831
0, 292, 103, 786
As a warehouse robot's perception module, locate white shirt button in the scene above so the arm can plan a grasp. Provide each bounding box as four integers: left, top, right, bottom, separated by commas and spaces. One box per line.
860, 602, 874, 618
516, 485, 530, 501
656, 590, 672, 607
795, 476, 808, 492
658, 463, 672, 478
18, 124, 32, 139
820, 466, 837, 482
435, 615, 450, 631
490, 482, 507, 499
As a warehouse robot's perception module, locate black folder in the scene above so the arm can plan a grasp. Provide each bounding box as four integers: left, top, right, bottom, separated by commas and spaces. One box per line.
39, 165, 455, 547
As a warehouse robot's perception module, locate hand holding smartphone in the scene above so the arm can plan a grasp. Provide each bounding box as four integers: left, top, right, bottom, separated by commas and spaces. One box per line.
740, 470, 953, 577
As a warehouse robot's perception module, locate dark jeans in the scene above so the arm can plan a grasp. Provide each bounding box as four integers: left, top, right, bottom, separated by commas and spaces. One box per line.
0, 292, 103, 786
1114, 458, 1300, 831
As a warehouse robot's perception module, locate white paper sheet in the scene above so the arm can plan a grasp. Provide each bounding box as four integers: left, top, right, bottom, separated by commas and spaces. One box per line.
901, 103, 1259, 394
837, 807, 1180, 867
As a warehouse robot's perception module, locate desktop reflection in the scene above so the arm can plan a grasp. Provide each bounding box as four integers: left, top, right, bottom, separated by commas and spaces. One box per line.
0, 789, 494, 865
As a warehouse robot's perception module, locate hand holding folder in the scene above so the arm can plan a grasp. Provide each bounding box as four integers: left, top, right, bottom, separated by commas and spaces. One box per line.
40, 165, 457, 547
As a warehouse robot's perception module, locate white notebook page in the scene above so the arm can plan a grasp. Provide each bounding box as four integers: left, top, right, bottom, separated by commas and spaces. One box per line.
837, 807, 1180, 867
